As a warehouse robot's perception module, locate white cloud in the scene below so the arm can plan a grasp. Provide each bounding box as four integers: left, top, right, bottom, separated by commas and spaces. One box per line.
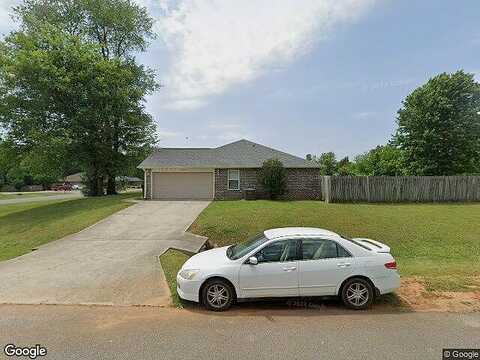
352, 111, 377, 120
208, 121, 241, 130
156, 128, 183, 139
206, 117, 253, 141
160, 98, 207, 110
0, 0, 377, 113
158, 0, 376, 109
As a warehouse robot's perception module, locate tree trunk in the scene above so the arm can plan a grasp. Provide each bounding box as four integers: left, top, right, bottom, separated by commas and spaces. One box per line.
96, 175, 104, 196
106, 175, 117, 195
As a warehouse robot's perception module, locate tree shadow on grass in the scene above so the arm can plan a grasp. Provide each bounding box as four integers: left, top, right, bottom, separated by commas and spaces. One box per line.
0, 195, 134, 261
0, 195, 131, 223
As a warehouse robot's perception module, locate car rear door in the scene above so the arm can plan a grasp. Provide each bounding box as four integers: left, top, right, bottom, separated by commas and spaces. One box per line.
298, 238, 354, 296
239, 239, 299, 298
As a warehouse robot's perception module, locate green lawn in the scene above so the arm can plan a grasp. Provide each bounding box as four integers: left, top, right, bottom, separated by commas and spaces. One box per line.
159, 249, 190, 307
0, 192, 65, 200
189, 200, 480, 291
0, 193, 139, 261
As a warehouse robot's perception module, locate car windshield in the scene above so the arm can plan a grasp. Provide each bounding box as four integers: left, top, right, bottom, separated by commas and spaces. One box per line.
226, 233, 269, 260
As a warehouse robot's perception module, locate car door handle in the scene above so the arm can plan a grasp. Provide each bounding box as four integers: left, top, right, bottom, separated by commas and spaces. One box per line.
282, 266, 297, 271
337, 263, 351, 268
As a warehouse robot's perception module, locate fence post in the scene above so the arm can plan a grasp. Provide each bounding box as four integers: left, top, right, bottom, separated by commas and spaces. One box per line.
366, 176, 370, 202
324, 176, 331, 203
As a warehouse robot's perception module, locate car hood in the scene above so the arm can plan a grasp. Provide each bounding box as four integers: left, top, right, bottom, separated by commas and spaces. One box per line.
181, 246, 230, 269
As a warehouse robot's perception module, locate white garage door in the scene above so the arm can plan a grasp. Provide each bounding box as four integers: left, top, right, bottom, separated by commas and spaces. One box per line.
152, 172, 214, 200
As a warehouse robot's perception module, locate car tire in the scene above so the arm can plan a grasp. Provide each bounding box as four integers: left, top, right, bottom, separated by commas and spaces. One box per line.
341, 277, 374, 310
201, 279, 234, 311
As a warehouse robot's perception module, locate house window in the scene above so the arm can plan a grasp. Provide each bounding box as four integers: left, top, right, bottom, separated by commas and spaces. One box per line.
228, 169, 240, 190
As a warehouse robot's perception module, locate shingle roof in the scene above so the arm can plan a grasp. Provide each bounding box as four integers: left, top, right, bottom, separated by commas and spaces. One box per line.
138, 139, 319, 169
65, 172, 83, 182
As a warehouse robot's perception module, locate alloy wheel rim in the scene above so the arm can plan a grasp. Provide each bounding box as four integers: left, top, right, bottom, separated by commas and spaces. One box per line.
346, 282, 369, 306
206, 284, 229, 308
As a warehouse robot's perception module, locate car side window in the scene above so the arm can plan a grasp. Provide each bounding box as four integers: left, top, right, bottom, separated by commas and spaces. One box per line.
255, 239, 298, 263
301, 239, 351, 260
337, 243, 352, 258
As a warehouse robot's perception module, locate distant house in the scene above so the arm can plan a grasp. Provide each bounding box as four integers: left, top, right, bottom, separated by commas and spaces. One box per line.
64, 172, 83, 186
116, 176, 143, 188
63, 173, 142, 188
138, 139, 321, 200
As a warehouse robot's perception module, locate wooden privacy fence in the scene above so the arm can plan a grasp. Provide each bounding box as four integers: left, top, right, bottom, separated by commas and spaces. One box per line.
321, 176, 480, 203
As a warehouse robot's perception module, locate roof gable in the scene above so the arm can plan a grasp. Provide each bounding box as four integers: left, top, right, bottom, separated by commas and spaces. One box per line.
138, 139, 319, 169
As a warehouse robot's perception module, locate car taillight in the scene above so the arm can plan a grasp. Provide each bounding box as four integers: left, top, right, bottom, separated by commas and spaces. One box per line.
384, 261, 397, 269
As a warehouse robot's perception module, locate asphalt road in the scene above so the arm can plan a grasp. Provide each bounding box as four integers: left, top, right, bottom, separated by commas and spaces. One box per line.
1, 304, 478, 360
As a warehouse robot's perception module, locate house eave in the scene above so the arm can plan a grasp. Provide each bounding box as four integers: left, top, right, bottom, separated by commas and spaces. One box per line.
139, 164, 319, 170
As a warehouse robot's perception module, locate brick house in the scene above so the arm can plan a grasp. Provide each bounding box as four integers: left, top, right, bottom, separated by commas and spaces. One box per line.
138, 139, 321, 200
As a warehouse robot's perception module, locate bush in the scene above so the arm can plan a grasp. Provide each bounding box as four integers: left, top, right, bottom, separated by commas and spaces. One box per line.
258, 159, 286, 200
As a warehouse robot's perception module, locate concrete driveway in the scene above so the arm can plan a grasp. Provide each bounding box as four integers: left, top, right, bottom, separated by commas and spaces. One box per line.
0, 201, 210, 306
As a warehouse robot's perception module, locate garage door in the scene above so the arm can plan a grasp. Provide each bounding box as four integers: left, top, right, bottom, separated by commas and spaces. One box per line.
152, 172, 213, 200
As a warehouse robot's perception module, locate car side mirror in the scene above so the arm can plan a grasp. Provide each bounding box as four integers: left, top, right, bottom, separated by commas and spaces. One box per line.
248, 256, 258, 265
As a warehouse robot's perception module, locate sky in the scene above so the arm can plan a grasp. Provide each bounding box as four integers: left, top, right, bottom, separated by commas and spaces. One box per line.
1, 0, 479, 159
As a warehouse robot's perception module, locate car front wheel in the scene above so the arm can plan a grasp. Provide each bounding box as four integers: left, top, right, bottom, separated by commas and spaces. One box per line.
341, 278, 374, 310
202, 279, 234, 311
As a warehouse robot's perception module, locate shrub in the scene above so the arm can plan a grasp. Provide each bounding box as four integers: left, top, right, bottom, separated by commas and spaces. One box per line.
259, 159, 286, 200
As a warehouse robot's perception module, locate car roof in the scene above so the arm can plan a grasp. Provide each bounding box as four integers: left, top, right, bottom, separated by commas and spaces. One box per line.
264, 227, 340, 240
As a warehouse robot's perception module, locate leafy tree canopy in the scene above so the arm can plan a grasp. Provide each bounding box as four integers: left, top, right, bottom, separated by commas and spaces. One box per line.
336, 156, 355, 176
14, 0, 155, 60
353, 145, 405, 176
394, 70, 480, 175
316, 152, 337, 175
0, 0, 158, 195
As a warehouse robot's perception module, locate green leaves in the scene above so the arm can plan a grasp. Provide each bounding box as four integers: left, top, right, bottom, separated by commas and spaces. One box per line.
14, 0, 156, 60
395, 71, 480, 175
0, 0, 158, 194
259, 159, 287, 199
353, 145, 405, 176
316, 152, 337, 175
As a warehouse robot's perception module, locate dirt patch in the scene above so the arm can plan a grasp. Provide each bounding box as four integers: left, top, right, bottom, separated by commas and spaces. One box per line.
396, 277, 480, 312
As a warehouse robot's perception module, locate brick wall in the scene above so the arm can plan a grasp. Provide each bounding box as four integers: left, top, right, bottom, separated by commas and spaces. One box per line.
214, 168, 321, 200
214, 169, 264, 200
281, 168, 322, 200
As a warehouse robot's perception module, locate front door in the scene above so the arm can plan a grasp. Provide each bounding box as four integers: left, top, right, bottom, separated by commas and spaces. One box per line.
298, 238, 354, 296
239, 239, 299, 298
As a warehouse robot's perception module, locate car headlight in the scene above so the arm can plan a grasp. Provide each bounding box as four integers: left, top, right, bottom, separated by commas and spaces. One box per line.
179, 269, 200, 280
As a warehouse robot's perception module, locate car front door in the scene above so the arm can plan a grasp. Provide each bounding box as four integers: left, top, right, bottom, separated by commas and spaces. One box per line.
298, 238, 354, 296
239, 239, 299, 298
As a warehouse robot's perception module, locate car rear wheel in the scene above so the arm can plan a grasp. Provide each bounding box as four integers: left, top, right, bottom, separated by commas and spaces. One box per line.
202, 279, 234, 311
341, 278, 374, 310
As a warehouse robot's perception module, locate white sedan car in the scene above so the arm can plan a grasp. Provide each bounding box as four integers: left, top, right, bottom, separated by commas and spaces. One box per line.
177, 227, 400, 311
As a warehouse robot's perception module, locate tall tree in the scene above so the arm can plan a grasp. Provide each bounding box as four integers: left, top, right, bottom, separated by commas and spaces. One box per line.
0, 32, 156, 196
336, 156, 355, 175
394, 71, 480, 175
353, 145, 404, 176
316, 152, 337, 175
0, 0, 158, 195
